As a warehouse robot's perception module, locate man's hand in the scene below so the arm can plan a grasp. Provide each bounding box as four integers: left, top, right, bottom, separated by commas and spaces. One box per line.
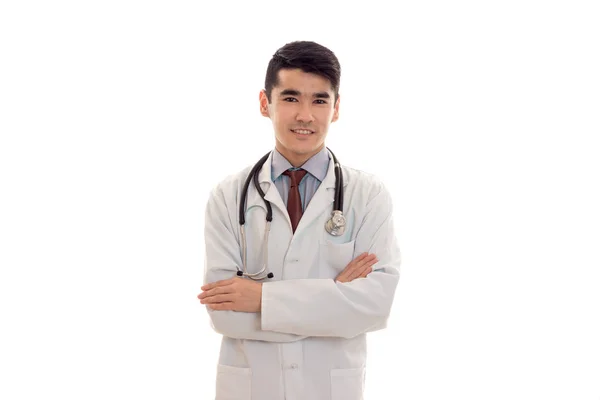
198, 277, 262, 312
335, 253, 378, 283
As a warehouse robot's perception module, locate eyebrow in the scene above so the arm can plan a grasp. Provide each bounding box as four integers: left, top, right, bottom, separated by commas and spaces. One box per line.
279, 89, 331, 99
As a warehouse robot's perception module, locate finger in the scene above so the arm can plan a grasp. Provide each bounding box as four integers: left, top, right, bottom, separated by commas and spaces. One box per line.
201, 278, 235, 291
201, 294, 234, 304
336, 265, 352, 282
335, 271, 349, 283
201, 279, 228, 291
351, 254, 376, 273
365, 256, 378, 268
363, 257, 379, 272
198, 285, 234, 299
363, 253, 377, 263
337, 253, 373, 282
349, 252, 369, 266
348, 259, 373, 281
340, 253, 370, 278
357, 268, 370, 279
346, 260, 365, 281
359, 263, 376, 278
208, 302, 235, 311
351, 258, 378, 281
359, 267, 371, 278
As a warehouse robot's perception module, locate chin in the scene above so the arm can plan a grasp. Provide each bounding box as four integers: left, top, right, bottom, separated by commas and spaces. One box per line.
277, 134, 323, 156
291, 143, 320, 153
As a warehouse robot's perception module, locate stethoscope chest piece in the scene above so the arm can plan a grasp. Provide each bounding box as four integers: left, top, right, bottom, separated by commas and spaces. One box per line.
325, 210, 346, 236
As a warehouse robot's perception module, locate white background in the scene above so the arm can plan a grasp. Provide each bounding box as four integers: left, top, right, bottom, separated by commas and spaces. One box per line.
1, 1, 599, 399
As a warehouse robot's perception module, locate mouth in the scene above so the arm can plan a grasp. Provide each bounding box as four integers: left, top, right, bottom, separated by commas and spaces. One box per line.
290, 128, 315, 135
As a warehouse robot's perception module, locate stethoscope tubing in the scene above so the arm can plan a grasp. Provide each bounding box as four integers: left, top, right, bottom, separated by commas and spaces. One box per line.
237, 148, 343, 280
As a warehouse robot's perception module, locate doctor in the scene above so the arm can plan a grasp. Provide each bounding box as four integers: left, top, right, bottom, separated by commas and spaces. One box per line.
198, 41, 401, 400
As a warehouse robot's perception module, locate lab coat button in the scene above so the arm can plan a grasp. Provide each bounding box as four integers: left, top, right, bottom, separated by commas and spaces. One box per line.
290, 363, 298, 369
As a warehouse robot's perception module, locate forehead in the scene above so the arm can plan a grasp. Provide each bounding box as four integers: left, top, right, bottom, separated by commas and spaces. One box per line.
274, 68, 335, 96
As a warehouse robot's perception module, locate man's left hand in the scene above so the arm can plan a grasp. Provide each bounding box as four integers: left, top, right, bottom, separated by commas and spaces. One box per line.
198, 277, 262, 312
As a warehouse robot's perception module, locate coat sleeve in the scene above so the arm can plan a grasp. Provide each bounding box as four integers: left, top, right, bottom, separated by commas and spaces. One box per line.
261, 180, 401, 339
202, 184, 306, 343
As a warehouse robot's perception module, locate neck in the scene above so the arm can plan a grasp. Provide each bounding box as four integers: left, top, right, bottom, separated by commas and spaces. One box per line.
276, 144, 324, 168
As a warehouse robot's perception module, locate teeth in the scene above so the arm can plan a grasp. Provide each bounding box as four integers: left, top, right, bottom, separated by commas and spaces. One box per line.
293, 129, 312, 135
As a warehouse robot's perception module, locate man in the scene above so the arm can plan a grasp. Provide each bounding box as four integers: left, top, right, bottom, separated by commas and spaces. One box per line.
198, 41, 401, 400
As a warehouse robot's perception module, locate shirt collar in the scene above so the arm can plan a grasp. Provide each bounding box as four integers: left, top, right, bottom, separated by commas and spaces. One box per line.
271, 146, 330, 182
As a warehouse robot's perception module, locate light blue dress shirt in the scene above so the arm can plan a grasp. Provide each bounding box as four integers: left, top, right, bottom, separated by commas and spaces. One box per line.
271, 147, 330, 212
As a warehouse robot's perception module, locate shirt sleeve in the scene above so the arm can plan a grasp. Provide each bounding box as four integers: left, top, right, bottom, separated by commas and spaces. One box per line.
202, 183, 306, 343
260, 180, 401, 339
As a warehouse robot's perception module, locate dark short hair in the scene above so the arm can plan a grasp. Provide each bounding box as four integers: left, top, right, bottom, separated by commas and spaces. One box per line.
264, 41, 341, 103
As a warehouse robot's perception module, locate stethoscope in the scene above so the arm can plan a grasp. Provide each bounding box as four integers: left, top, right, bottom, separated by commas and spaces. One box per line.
236, 148, 346, 280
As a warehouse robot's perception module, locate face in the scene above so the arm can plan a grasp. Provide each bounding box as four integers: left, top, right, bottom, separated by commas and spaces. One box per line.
259, 68, 340, 167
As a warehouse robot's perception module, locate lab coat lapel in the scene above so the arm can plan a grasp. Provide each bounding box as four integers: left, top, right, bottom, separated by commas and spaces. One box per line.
243, 152, 288, 222
261, 174, 287, 220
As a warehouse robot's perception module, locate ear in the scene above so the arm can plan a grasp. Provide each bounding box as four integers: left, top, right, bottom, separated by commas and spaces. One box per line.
331, 95, 340, 122
259, 90, 270, 118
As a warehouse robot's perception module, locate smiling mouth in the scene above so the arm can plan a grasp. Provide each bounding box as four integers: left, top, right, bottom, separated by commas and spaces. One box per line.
291, 129, 315, 135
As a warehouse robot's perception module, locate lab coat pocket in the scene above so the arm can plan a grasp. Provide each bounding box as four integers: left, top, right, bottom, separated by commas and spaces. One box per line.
215, 364, 251, 400
330, 367, 365, 400
320, 239, 356, 279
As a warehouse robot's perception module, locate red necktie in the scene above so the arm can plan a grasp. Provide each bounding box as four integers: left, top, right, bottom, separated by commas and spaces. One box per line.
282, 169, 308, 233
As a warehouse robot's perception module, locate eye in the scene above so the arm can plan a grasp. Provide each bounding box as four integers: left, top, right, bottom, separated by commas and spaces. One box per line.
283, 97, 298, 102
314, 99, 328, 104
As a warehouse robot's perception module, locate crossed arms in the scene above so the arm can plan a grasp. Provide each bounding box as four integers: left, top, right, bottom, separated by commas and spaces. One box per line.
199, 181, 401, 341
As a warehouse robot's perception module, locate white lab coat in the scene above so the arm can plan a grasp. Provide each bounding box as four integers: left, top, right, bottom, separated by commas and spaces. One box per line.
203, 150, 401, 400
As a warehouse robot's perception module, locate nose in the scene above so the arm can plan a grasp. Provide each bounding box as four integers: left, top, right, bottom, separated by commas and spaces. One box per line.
295, 101, 314, 123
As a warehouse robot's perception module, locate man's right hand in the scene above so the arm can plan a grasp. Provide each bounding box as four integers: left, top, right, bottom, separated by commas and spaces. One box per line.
335, 253, 378, 283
